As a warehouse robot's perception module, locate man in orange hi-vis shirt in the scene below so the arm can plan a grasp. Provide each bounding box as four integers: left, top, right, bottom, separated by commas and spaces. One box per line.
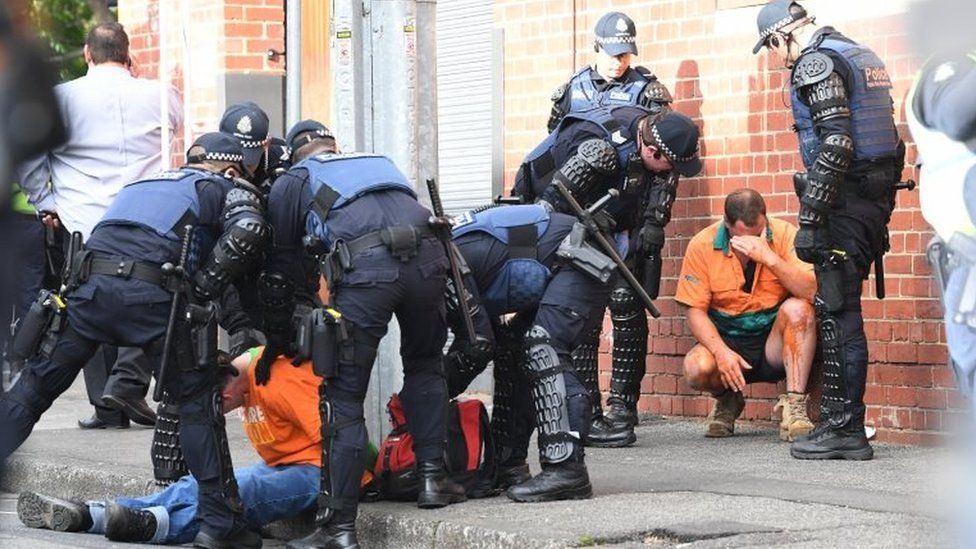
676, 189, 818, 442
16, 349, 371, 544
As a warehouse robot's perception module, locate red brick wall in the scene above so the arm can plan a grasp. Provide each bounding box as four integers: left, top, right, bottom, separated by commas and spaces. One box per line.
495, 0, 959, 444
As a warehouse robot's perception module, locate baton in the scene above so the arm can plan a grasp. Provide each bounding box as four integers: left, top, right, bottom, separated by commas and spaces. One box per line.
426, 179, 478, 344
554, 182, 660, 318
154, 225, 193, 402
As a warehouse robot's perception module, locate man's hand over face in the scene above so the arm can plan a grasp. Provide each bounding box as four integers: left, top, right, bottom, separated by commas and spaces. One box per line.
730, 234, 776, 266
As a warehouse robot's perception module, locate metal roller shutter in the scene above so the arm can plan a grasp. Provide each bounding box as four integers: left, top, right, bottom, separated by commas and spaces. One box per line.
437, 0, 494, 214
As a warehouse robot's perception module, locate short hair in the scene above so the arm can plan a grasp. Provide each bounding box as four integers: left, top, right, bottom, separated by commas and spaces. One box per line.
724, 188, 766, 227
86, 22, 129, 65
291, 138, 337, 164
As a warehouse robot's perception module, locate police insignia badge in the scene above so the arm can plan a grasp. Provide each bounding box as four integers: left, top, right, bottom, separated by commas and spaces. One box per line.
616, 17, 628, 33
237, 115, 253, 135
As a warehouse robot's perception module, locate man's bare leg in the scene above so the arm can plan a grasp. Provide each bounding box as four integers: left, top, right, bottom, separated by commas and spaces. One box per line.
765, 297, 816, 440
683, 346, 745, 437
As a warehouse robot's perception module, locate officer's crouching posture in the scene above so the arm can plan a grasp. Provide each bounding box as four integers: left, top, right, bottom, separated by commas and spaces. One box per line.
753, 0, 905, 460
257, 120, 465, 549
445, 204, 615, 502
512, 106, 702, 447
0, 133, 269, 548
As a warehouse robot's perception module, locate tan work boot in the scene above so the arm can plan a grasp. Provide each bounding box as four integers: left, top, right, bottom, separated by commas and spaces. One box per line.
704, 391, 746, 438
774, 392, 815, 442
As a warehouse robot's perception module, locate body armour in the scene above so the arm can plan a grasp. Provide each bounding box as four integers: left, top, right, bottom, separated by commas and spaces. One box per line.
790, 33, 899, 169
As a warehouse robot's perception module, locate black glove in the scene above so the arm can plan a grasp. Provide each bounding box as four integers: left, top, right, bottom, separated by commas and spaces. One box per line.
593, 210, 617, 236
638, 223, 666, 257
191, 271, 219, 303
228, 328, 265, 357
794, 225, 820, 264
254, 333, 295, 385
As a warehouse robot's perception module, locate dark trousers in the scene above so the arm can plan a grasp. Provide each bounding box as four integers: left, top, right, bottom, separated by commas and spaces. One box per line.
0, 275, 239, 537
324, 239, 449, 519
82, 345, 153, 423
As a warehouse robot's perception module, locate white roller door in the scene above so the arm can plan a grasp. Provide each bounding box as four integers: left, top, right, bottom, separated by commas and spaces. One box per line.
436, 0, 494, 214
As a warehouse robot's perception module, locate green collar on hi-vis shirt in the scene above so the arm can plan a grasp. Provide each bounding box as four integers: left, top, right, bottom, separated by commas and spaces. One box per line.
713, 222, 773, 255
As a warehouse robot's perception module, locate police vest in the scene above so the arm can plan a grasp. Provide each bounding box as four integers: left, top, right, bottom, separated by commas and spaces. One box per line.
98, 169, 205, 242
520, 106, 643, 200
790, 35, 899, 169
298, 153, 417, 242
453, 205, 553, 315
908, 82, 976, 241
567, 67, 652, 113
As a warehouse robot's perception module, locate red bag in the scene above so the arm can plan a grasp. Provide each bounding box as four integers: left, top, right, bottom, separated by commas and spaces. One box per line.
373, 393, 495, 500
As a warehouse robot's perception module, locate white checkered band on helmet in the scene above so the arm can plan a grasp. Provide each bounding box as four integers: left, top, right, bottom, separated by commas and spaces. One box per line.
597, 35, 636, 46
205, 151, 245, 163
759, 14, 796, 43
240, 139, 266, 149
650, 123, 699, 163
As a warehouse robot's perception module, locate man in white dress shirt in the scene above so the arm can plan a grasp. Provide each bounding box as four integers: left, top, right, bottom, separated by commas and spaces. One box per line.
19, 22, 183, 430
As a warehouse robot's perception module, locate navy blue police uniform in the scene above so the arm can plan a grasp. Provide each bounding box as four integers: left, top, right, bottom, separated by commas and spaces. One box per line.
259, 150, 463, 549
0, 133, 269, 547
762, 18, 903, 460
443, 204, 615, 501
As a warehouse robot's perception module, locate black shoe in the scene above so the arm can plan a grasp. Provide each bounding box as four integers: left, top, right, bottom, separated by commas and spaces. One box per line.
790, 421, 874, 461
416, 459, 468, 509
587, 415, 637, 448
103, 394, 157, 426
104, 501, 157, 542
603, 400, 638, 429
494, 462, 532, 491
285, 522, 359, 549
78, 414, 130, 430
17, 491, 92, 532
193, 527, 262, 548
506, 462, 592, 503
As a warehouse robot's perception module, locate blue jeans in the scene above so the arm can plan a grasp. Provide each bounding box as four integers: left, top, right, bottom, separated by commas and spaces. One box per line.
88, 463, 318, 544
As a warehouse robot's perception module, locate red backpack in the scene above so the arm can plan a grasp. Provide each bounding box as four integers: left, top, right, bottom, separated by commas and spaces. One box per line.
373, 393, 496, 500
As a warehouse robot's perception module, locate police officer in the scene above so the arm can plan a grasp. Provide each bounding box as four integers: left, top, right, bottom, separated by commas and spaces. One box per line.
547, 11, 673, 132
906, 7, 976, 413
445, 203, 616, 501
753, 0, 904, 460
0, 132, 270, 547
513, 106, 702, 446
258, 120, 465, 549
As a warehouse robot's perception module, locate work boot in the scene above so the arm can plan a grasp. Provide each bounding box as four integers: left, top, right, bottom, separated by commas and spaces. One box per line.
774, 392, 815, 442
416, 459, 467, 509
192, 527, 262, 548
104, 502, 157, 542
495, 461, 532, 491
790, 415, 874, 461
17, 491, 91, 532
704, 390, 745, 438
604, 399, 638, 428
506, 462, 592, 503
285, 520, 359, 549
586, 414, 636, 448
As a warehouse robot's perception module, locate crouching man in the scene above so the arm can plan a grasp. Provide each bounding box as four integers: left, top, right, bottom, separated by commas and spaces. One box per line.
17, 348, 335, 544
677, 189, 817, 440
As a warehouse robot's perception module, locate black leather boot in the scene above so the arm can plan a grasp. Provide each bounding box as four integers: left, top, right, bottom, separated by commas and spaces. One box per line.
506, 461, 592, 503
17, 491, 92, 532
285, 520, 359, 549
192, 527, 262, 548
105, 502, 158, 542
416, 458, 468, 508
791, 407, 873, 460
586, 413, 636, 448
603, 399, 638, 429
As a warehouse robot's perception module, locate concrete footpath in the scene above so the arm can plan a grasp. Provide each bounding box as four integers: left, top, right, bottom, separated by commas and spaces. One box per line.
0, 377, 956, 548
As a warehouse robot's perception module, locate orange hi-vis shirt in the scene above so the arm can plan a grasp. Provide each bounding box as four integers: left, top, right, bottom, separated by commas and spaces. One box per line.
674, 217, 812, 337
240, 348, 322, 467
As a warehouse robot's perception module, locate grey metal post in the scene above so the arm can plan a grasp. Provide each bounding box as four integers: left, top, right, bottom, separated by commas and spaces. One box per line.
416, 0, 438, 201
285, 0, 302, 129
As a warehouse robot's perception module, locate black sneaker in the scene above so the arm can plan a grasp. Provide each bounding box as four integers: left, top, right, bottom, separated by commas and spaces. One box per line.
105, 501, 158, 542
603, 400, 638, 429
17, 491, 92, 532
587, 415, 637, 448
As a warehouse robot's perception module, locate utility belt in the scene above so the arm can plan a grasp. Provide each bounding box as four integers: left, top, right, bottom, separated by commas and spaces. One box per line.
940, 233, 976, 329
793, 160, 899, 203
67, 251, 171, 289
320, 224, 437, 289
